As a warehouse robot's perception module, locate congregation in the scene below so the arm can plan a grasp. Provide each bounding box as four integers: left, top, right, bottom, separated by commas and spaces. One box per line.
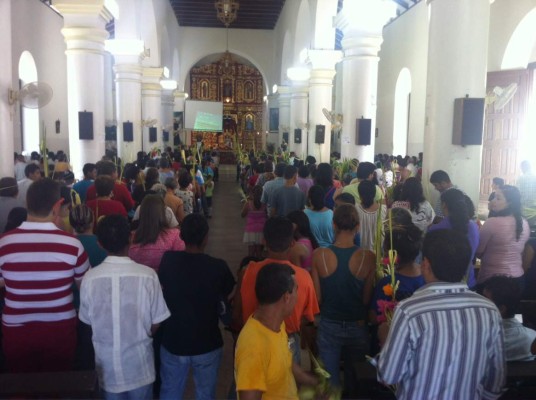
1, 148, 536, 399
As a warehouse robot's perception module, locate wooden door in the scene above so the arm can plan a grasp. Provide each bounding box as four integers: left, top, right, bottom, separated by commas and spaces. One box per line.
480, 69, 533, 201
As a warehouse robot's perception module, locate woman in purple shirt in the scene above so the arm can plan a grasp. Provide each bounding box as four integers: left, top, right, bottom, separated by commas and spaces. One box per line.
477, 185, 529, 289
428, 189, 479, 288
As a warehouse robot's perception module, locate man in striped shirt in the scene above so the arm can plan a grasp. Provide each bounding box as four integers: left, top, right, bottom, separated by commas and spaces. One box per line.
377, 229, 506, 400
0, 178, 90, 372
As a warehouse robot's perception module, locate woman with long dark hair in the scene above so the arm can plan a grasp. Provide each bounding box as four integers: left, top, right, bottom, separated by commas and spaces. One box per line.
428, 188, 479, 288
129, 194, 185, 271
356, 180, 386, 251
287, 210, 319, 272
477, 185, 529, 289
304, 185, 335, 247
391, 177, 435, 233
314, 163, 337, 209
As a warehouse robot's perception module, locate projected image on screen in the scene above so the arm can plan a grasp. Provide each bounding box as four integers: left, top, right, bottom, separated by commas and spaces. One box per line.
194, 112, 222, 131
185, 100, 223, 132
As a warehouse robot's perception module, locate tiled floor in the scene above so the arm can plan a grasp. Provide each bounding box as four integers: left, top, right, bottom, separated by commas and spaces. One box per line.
183, 165, 247, 399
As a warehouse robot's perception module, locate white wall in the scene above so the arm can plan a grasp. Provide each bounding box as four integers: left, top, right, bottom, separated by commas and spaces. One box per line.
177, 27, 274, 95
11, 0, 69, 153
376, 1, 429, 157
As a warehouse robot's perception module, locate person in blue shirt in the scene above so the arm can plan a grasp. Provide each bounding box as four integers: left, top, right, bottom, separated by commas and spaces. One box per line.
73, 163, 96, 203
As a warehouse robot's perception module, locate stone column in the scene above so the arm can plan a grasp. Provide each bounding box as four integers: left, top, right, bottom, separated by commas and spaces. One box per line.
55, 0, 112, 178
334, 0, 395, 162
141, 67, 163, 152
423, 0, 490, 204
289, 84, 309, 158
278, 85, 291, 150
114, 57, 142, 160
173, 91, 187, 145
306, 50, 342, 163
161, 90, 174, 148
0, 0, 14, 176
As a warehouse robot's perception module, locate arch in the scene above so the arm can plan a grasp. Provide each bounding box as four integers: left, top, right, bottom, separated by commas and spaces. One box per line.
502, 7, 536, 69
293, 0, 312, 64
18, 51, 39, 154
183, 51, 270, 96
393, 68, 412, 156
280, 30, 293, 83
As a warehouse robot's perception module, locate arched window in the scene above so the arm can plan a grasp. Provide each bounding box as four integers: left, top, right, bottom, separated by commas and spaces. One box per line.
18, 51, 40, 154
393, 68, 412, 156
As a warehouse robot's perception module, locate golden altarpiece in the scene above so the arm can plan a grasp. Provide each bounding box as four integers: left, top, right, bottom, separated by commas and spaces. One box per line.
190, 54, 264, 160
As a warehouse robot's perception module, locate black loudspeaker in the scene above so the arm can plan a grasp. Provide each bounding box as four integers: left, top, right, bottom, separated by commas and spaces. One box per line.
294, 128, 302, 144
149, 127, 157, 143
163, 130, 169, 142
315, 125, 325, 144
78, 111, 93, 140
283, 132, 289, 143
173, 133, 180, 146
105, 126, 116, 141
123, 122, 133, 142
356, 118, 372, 145
452, 98, 485, 145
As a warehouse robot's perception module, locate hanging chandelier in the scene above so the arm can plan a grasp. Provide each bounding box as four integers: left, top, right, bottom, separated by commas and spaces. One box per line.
215, 0, 239, 28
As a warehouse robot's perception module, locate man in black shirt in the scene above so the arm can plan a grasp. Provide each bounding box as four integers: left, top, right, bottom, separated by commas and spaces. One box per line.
158, 214, 235, 400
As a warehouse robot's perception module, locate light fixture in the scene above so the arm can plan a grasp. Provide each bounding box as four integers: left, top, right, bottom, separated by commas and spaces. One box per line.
160, 80, 178, 90
272, 84, 278, 94
215, 0, 240, 28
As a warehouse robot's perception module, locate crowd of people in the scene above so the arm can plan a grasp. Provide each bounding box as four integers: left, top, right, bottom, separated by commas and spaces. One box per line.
1, 147, 536, 399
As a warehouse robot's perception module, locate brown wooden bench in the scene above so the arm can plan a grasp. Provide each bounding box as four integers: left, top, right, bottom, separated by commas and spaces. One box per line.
0, 370, 98, 399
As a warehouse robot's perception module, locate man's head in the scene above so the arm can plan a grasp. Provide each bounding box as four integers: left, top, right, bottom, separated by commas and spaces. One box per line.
95, 160, 118, 179
26, 178, 61, 219
521, 160, 532, 175
24, 164, 41, 181
274, 162, 286, 178
255, 263, 297, 316
95, 176, 115, 197
429, 170, 452, 192
180, 213, 209, 248
356, 162, 376, 181
422, 229, 472, 283
263, 217, 294, 253
0, 177, 18, 198
283, 165, 297, 183
164, 177, 178, 191
83, 163, 97, 180
96, 214, 130, 255
334, 192, 356, 209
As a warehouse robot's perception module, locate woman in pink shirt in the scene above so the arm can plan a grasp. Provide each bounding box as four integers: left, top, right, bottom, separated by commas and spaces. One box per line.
477, 185, 529, 289
129, 194, 185, 271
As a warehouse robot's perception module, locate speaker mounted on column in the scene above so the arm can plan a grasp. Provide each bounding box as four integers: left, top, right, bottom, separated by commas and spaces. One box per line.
452, 97, 485, 145
315, 125, 326, 144
355, 117, 372, 145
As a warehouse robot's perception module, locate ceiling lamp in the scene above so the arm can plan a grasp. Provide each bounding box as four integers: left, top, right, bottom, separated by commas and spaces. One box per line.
215, 0, 239, 28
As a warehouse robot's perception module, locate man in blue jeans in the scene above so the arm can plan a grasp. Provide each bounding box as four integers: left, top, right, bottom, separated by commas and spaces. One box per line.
158, 214, 235, 399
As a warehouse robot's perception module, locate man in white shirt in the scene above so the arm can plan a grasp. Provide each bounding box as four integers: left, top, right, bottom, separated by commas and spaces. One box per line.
79, 215, 170, 399
17, 163, 41, 205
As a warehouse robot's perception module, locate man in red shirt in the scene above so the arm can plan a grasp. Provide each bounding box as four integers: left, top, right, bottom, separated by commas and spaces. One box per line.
240, 216, 320, 363
86, 160, 135, 211
0, 178, 90, 372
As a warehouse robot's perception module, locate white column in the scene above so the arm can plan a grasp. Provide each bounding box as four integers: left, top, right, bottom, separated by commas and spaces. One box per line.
289, 84, 309, 158
161, 90, 174, 148
174, 91, 187, 145
141, 67, 163, 152
423, 0, 490, 204
278, 85, 291, 149
306, 49, 341, 163
55, 1, 112, 178
335, 0, 395, 162
0, 0, 14, 176
104, 52, 115, 126
114, 59, 142, 160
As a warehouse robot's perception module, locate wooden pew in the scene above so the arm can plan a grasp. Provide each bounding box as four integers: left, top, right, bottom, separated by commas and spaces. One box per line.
0, 370, 98, 399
